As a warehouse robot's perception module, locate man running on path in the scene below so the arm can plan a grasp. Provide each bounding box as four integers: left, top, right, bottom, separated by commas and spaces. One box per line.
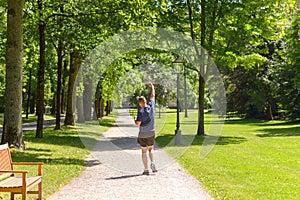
134, 82, 158, 175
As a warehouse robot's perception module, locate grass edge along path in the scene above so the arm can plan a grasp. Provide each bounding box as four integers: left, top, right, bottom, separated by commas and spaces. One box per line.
0, 113, 57, 126
155, 110, 300, 200
0, 113, 116, 200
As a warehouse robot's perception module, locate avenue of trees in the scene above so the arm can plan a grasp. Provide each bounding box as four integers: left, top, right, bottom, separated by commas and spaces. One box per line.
0, 0, 299, 147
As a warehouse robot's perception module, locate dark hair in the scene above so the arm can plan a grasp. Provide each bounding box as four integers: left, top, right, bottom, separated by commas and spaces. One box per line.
138, 96, 146, 103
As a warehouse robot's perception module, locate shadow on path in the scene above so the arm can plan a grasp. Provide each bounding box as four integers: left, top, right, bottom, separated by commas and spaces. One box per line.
105, 174, 143, 180
84, 159, 102, 167
47, 109, 213, 200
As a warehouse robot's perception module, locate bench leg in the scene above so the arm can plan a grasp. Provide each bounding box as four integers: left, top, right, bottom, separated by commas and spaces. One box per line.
22, 190, 27, 200
10, 192, 14, 200
38, 182, 42, 200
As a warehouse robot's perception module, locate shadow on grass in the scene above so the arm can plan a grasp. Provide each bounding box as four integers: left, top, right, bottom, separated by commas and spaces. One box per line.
192, 135, 247, 145
23, 117, 115, 150
256, 120, 300, 127
25, 147, 52, 152
224, 119, 266, 125
24, 133, 87, 149
155, 134, 247, 147
78, 117, 116, 128
256, 126, 300, 137
163, 121, 219, 126
10, 117, 116, 166
98, 117, 116, 127
11, 150, 85, 166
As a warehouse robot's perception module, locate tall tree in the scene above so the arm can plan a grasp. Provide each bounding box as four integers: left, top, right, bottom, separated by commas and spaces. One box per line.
64, 50, 81, 125
165, 0, 289, 134
54, 4, 64, 130
83, 74, 93, 121
36, 0, 46, 138
1, 0, 25, 148
277, 1, 300, 119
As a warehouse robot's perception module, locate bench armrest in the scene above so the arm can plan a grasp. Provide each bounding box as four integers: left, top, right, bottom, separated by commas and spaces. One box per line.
12, 162, 44, 166
0, 170, 28, 174
0, 170, 28, 187
12, 162, 43, 176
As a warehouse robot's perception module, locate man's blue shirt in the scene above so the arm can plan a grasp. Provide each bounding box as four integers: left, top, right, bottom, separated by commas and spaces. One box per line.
136, 100, 155, 136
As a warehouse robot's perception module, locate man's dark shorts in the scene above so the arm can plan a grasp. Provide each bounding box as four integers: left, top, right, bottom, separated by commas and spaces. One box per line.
137, 135, 155, 147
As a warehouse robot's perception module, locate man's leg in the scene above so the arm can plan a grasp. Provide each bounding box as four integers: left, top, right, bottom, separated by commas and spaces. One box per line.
141, 146, 149, 174
148, 145, 157, 172
148, 145, 154, 162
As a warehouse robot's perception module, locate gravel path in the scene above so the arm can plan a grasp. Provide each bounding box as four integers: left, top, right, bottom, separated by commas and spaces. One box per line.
48, 109, 213, 200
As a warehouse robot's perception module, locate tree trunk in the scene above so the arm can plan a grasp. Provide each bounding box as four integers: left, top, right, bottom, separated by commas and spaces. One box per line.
184, 70, 188, 118
55, 39, 63, 130
159, 105, 161, 118
25, 68, 32, 119
105, 101, 108, 116
267, 103, 273, 120
106, 101, 111, 116
50, 92, 56, 115
54, 4, 64, 129
94, 81, 103, 118
61, 60, 68, 114
83, 75, 92, 121
76, 94, 85, 123
64, 50, 81, 126
94, 99, 100, 118
92, 100, 98, 120
76, 66, 85, 123
36, 0, 45, 138
187, 0, 206, 135
30, 92, 35, 114
197, 74, 205, 135
197, 0, 206, 136
2, 0, 25, 148
100, 99, 104, 118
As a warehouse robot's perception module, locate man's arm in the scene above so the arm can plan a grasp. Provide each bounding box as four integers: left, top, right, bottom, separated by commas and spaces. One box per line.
134, 118, 141, 126
149, 82, 155, 101
135, 112, 141, 126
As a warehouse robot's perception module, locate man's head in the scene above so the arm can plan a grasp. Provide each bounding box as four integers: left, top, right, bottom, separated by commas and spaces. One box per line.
138, 96, 147, 108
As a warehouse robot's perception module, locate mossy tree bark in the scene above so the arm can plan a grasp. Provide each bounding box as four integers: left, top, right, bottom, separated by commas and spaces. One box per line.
2, 0, 25, 148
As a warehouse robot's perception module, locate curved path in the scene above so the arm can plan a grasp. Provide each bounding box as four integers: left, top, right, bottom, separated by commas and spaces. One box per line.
48, 109, 213, 200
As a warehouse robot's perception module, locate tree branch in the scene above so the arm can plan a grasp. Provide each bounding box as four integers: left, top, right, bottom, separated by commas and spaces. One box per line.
184, 63, 199, 73
187, 0, 201, 59
44, 10, 119, 24
23, 10, 33, 19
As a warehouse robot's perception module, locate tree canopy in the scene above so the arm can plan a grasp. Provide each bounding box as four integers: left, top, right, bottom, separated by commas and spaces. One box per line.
1, 0, 299, 145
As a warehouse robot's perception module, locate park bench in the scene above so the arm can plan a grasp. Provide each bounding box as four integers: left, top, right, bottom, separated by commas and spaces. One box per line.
0, 143, 43, 200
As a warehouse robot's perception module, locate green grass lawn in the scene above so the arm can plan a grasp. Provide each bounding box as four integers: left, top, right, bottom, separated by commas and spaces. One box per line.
22, 114, 57, 124
0, 113, 57, 125
0, 114, 115, 200
155, 110, 300, 200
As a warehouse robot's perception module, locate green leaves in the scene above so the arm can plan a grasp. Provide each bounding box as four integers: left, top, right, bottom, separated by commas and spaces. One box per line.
237, 53, 268, 70
0, 0, 298, 121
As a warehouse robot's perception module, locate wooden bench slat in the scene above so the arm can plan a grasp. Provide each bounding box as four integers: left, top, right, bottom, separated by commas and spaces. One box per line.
12, 162, 44, 166
0, 143, 43, 199
0, 145, 13, 180
0, 176, 42, 188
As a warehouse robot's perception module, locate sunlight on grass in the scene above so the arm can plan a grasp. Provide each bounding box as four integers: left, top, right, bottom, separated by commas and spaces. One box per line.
1, 114, 116, 200
156, 110, 300, 200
